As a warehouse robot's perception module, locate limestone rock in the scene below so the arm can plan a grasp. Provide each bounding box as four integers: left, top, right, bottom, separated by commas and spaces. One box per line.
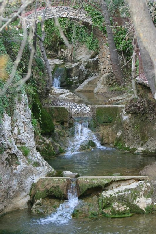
0, 94, 55, 215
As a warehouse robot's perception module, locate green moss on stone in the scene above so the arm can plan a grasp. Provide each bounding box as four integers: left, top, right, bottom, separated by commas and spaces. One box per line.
78, 178, 112, 196
34, 190, 48, 200
53, 107, 69, 123
18, 146, 30, 157
32, 93, 54, 135
95, 107, 120, 125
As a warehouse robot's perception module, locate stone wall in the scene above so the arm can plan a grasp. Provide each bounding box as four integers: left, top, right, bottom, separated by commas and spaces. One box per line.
0, 94, 55, 215
93, 104, 156, 154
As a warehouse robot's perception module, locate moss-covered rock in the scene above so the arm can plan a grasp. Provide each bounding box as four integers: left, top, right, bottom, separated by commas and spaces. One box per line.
30, 177, 71, 202
31, 93, 55, 135
53, 106, 69, 124
99, 179, 153, 217
95, 106, 121, 125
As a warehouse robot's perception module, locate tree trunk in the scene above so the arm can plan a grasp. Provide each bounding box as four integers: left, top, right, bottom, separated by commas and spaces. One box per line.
101, 0, 123, 85
40, 20, 53, 88
126, 0, 156, 98
132, 37, 137, 98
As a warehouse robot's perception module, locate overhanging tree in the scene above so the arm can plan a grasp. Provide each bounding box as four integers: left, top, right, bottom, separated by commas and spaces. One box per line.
126, 0, 156, 98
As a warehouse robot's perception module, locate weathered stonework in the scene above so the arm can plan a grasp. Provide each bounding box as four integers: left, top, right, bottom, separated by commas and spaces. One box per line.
0, 94, 55, 215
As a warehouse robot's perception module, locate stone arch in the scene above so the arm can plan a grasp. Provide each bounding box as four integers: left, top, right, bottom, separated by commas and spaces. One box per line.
25, 5, 113, 91
25, 6, 92, 27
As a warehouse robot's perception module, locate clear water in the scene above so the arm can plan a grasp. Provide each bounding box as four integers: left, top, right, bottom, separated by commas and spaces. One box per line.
66, 121, 105, 155
0, 209, 156, 234
53, 76, 61, 88
1, 123, 156, 232
1, 149, 156, 233
48, 148, 156, 176
37, 180, 78, 225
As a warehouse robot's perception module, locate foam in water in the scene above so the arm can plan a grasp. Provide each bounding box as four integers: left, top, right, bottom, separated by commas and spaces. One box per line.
38, 180, 78, 225
66, 121, 106, 155
53, 75, 61, 88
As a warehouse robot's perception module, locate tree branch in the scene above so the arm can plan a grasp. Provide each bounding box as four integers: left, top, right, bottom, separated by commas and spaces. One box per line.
0, 16, 28, 96
0, 0, 33, 33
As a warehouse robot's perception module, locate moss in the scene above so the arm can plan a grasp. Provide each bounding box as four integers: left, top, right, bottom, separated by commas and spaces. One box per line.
89, 211, 98, 219
34, 190, 48, 200
38, 142, 56, 159
78, 178, 112, 196
145, 205, 155, 214
103, 212, 133, 218
72, 209, 80, 218
31, 93, 55, 135
114, 138, 136, 152
95, 107, 120, 125
40, 108, 55, 135
53, 107, 69, 123
32, 161, 40, 167
18, 146, 30, 157
49, 186, 64, 199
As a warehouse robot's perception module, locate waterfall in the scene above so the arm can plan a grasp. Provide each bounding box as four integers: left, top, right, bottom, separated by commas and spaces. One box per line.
53, 75, 61, 88
66, 119, 105, 155
38, 179, 78, 225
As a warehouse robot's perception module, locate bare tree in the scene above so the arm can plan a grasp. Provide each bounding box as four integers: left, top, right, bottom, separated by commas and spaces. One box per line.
0, 0, 35, 96
35, 7, 53, 89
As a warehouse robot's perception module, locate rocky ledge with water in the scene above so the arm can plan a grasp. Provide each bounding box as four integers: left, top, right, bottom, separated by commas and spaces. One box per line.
29, 175, 155, 219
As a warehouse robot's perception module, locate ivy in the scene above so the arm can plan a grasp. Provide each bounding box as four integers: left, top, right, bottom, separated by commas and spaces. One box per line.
39, 17, 99, 52
84, 4, 106, 34
113, 26, 133, 58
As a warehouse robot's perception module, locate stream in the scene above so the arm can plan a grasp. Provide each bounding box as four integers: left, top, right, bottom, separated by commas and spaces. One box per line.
1, 210, 156, 234
1, 148, 156, 233
1, 87, 156, 233
1, 119, 156, 233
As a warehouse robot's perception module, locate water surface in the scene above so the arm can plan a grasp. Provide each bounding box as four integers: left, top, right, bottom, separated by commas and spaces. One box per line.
0, 209, 156, 234
48, 148, 156, 176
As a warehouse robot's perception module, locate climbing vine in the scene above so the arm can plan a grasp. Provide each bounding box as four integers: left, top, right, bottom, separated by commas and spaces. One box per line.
113, 26, 133, 59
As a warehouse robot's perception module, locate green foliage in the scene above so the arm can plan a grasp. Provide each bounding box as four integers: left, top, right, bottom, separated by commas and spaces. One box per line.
37, 19, 61, 52
113, 26, 133, 58
106, 0, 125, 13
32, 161, 40, 167
2, 21, 30, 75
39, 17, 99, 52
145, 205, 154, 214
84, 4, 106, 33
40, 108, 55, 135
31, 93, 55, 135
0, 38, 22, 117
19, 146, 30, 157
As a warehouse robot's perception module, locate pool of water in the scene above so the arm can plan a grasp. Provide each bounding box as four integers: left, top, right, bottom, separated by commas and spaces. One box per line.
0, 209, 156, 234
48, 148, 156, 176
1, 148, 156, 233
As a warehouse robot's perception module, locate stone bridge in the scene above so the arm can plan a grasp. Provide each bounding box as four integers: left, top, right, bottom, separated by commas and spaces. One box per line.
25, 0, 113, 80
25, 0, 102, 26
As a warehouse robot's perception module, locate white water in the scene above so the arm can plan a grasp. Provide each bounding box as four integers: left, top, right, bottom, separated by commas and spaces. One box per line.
38, 180, 78, 225
66, 121, 105, 155
53, 75, 61, 88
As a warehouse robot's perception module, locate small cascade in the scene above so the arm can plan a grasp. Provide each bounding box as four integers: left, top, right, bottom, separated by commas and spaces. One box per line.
38, 179, 78, 225
66, 119, 105, 155
53, 75, 61, 88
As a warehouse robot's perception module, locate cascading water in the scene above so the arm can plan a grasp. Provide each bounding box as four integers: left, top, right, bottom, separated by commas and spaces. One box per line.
53, 75, 61, 88
38, 179, 78, 225
66, 119, 105, 155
